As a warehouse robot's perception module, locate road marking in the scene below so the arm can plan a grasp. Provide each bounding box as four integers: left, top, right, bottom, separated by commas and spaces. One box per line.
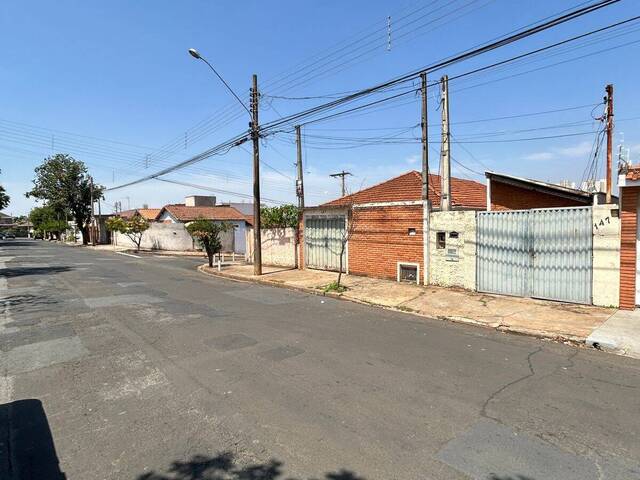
117, 252, 141, 259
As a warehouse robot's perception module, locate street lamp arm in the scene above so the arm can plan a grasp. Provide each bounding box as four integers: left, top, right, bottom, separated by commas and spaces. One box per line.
196, 55, 251, 116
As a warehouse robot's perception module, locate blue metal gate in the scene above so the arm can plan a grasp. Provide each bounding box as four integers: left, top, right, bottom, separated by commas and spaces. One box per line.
477, 207, 592, 304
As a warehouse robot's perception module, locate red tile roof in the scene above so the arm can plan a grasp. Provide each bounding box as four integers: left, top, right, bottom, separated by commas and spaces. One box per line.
322, 170, 486, 209
626, 166, 640, 181
118, 208, 161, 221
161, 204, 253, 224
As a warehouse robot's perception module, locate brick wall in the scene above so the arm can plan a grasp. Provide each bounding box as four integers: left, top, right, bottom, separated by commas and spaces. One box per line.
619, 187, 638, 310
491, 181, 587, 211
348, 205, 424, 282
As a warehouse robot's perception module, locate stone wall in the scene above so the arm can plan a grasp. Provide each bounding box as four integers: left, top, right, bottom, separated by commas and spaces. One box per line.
428, 210, 477, 290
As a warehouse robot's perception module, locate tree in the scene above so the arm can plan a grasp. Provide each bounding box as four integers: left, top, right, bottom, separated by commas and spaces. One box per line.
29, 206, 67, 240
0, 169, 9, 210
186, 219, 231, 268
106, 214, 149, 252
26, 154, 103, 245
261, 204, 300, 229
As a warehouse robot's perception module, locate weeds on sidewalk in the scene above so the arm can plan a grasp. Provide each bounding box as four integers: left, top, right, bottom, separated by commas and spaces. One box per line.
323, 281, 347, 294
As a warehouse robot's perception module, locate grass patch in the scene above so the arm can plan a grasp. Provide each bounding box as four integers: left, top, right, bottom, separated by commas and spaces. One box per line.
323, 281, 347, 294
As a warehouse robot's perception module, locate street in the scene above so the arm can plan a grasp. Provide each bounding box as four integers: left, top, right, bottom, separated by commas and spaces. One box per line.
1, 240, 639, 479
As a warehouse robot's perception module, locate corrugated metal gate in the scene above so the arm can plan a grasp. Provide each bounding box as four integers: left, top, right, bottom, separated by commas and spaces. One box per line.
305, 215, 346, 272
477, 207, 592, 304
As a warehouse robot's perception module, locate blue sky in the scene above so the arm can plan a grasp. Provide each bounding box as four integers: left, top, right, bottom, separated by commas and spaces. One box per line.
1, 0, 639, 215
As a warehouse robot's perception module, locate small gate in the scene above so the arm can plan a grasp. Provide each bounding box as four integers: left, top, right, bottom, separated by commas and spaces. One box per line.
477, 207, 592, 304
304, 215, 346, 272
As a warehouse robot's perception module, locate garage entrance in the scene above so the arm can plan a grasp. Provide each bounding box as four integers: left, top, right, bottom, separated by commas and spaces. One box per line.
477, 207, 593, 304
304, 215, 346, 272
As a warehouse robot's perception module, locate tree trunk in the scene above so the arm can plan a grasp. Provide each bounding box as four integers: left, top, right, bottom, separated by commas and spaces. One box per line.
80, 225, 89, 245
337, 241, 345, 286
206, 246, 213, 267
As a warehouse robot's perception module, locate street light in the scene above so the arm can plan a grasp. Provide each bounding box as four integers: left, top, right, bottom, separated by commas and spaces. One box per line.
187, 48, 251, 115
188, 48, 263, 276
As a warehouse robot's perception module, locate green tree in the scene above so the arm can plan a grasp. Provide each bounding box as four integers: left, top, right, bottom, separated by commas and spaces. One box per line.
106, 214, 149, 252
186, 219, 231, 267
26, 154, 103, 245
260, 204, 300, 229
29, 205, 67, 240
0, 169, 9, 210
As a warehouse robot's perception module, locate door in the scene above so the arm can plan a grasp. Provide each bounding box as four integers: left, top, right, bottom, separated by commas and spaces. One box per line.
304, 215, 346, 272
477, 207, 593, 304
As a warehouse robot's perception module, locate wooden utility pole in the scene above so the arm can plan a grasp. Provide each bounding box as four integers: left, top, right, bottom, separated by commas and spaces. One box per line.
89, 176, 96, 246
605, 84, 614, 204
330, 170, 352, 197
295, 125, 305, 209
440, 75, 451, 211
250, 74, 262, 275
421, 72, 430, 285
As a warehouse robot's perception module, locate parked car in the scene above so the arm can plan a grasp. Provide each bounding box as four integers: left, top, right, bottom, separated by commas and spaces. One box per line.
4, 233, 15, 239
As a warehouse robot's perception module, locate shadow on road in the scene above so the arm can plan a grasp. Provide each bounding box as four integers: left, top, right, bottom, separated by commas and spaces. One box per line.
0, 399, 66, 479
0, 266, 72, 278
136, 452, 366, 480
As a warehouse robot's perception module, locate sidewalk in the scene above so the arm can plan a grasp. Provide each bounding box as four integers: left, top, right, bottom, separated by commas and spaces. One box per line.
200, 264, 615, 344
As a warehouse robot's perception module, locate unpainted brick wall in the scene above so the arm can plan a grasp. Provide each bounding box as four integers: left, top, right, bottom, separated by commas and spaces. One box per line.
491, 182, 587, 211
619, 187, 639, 309
348, 205, 423, 282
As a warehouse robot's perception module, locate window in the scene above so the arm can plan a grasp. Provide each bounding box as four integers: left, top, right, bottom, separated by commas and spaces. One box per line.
408, 228, 416, 236
436, 232, 446, 249
398, 263, 419, 283
449, 231, 459, 239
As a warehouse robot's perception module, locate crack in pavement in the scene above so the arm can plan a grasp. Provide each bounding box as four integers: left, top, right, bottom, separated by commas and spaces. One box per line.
480, 346, 543, 422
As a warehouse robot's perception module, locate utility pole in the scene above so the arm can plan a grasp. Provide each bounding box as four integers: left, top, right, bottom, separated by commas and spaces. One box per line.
295, 125, 305, 209
421, 72, 430, 285
330, 171, 352, 197
250, 74, 262, 275
605, 84, 614, 204
89, 176, 96, 246
440, 75, 451, 211
97, 194, 102, 244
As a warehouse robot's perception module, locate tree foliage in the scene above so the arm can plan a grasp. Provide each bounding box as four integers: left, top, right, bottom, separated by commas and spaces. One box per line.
26, 154, 103, 244
186, 219, 231, 267
29, 206, 68, 239
106, 214, 149, 252
0, 169, 9, 210
260, 204, 300, 229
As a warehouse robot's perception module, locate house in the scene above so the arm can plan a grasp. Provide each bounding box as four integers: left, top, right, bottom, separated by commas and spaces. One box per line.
156, 196, 253, 254
298, 169, 620, 307
485, 171, 612, 211
0, 212, 14, 226
119, 208, 162, 221
299, 170, 486, 285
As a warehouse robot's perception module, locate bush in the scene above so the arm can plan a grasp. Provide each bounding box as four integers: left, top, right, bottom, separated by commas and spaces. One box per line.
260, 204, 300, 229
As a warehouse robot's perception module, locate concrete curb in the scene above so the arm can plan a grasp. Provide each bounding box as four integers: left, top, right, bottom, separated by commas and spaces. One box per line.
197, 266, 586, 346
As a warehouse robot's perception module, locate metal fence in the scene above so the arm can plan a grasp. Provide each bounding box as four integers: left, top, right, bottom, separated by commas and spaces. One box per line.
477, 207, 592, 304
304, 215, 346, 272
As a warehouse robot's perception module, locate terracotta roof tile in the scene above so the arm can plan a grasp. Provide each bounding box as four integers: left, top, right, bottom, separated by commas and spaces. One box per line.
136, 208, 161, 220
626, 166, 640, 181
162, 204, 253, 224
322, 170, 486, 209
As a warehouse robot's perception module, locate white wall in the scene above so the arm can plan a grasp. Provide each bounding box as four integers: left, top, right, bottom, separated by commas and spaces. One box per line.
428, 211, 477, 290
592, 204, 620, 307
245, 227, 297, 267
114, 223, 196, 251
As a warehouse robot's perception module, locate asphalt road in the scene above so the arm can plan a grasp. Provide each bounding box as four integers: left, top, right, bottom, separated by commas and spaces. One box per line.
1, 240, 639, 480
